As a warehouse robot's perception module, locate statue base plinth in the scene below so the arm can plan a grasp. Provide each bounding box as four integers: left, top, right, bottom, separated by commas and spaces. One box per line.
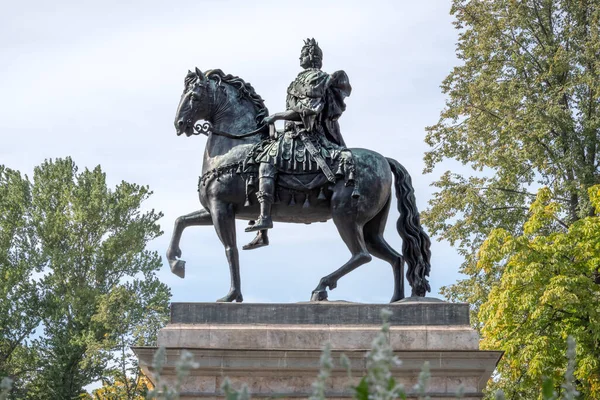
133, 301, 501, 399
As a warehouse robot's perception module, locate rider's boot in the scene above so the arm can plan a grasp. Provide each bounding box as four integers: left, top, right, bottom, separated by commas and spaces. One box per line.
245, 177, 274, 232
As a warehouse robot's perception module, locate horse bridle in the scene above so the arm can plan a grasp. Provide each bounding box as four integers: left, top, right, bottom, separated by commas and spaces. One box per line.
193, 121, 268, 139
187, 78, 269, 139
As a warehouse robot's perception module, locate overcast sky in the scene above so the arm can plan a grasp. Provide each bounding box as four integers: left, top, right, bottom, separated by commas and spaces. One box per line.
0, 0, 465, 304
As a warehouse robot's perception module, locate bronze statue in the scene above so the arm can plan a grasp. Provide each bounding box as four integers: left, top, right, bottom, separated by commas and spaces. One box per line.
167, 39, 431, 303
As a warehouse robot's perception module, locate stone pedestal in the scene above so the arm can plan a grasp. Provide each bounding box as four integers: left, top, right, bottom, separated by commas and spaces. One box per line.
133, 301, 501, 399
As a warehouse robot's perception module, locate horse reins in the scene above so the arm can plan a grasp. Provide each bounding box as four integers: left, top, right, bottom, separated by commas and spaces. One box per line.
193, 121, 268, 139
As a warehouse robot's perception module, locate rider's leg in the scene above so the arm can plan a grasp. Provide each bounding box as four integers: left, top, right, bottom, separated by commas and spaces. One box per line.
245, 163, 275, 232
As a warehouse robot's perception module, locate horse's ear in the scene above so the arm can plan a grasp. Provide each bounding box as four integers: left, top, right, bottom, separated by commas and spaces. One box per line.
195, 67, 206, 81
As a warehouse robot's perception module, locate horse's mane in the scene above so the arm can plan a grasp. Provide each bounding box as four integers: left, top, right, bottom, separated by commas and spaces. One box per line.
205, 69, 269, 126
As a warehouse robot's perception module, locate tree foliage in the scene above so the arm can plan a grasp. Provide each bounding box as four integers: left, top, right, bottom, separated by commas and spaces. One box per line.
0, 166, 44, 395
90, 373, 152, 400
424, 0, 600, 323
478, 186, 600, 398
424, 0, 600, 395
0, 158, 170, 399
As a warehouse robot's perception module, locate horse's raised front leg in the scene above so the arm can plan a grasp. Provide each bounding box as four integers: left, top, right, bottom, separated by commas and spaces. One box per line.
209, 201, 243, 303
167, 209, 213, 278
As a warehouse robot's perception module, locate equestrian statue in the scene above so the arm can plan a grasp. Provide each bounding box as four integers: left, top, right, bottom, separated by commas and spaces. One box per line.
167, 39, 431, 302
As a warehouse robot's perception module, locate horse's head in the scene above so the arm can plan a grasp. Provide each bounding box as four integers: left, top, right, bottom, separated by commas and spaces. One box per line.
175, 67, 214, 136
175, 67, 269, 139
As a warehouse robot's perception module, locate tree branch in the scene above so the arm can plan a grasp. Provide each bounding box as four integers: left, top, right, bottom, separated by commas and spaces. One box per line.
467, 103, 502, 120
489, 187, 538, 197
459, 4, 548, 76
487, 187, 571, 202
532, 0, 552, 43
551, 215, 570, 230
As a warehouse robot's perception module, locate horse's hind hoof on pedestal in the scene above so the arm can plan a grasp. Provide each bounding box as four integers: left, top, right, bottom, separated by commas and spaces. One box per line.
169, 259, 186, 278
310, 290, 328, 302
217, 291, 244, 303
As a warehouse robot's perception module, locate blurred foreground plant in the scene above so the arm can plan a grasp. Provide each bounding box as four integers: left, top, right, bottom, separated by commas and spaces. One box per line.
146, 348, 199, 400
0, 378, 12, 400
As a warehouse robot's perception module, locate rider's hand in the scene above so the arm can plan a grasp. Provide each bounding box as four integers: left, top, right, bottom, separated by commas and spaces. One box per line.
264, 115, 275, 125
269, 124, 278, 140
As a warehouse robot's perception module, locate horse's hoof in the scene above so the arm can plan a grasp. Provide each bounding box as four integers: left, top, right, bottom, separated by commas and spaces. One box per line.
310, 290, 328, 302
169, 259, 186, 278
390, 293, 404, 303
217, 291, 243, 303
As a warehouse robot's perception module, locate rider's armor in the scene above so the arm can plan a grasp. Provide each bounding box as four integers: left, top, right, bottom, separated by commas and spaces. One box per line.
244, 40, 355, 232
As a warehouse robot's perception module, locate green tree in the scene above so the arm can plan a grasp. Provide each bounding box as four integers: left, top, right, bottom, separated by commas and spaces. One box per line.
90, 372, 153, 400
0, 158, 170, 399
424, 0, 600, 396
424, 0, 600, 327
90, 282, 169, 400
0, 166, 44, 397
478, 186, 599, 397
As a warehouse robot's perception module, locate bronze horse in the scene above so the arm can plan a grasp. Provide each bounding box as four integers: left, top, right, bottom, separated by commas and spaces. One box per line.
167, 68, 431, 302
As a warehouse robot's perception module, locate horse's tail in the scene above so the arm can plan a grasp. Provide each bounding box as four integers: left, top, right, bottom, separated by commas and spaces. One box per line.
386, 157, 431, 297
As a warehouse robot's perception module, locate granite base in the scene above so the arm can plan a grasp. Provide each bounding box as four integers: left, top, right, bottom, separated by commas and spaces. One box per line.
133, 301, 501, 399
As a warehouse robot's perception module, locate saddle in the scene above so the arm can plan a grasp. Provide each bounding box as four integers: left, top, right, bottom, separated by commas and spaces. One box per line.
243, 128, 358, 203
277, 171, 330, 193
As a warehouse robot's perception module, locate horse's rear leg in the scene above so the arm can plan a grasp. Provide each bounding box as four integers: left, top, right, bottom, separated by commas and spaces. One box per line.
209, 202, 243, 303
311, 219, 372, 301
365, 235, 405, 303
167, 208, 213, 278
364, 197, 405, 302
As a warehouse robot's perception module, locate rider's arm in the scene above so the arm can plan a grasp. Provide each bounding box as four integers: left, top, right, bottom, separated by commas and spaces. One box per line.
265, 109, 303, 123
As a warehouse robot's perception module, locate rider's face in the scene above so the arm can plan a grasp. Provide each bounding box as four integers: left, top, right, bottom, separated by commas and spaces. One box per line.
299, 49, 311, 68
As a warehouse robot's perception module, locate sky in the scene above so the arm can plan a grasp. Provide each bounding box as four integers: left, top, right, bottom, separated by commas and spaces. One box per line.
0, 0, 465, 304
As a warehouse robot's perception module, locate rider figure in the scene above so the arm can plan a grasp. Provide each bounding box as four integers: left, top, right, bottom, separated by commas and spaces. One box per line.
245, 38, 354, 235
